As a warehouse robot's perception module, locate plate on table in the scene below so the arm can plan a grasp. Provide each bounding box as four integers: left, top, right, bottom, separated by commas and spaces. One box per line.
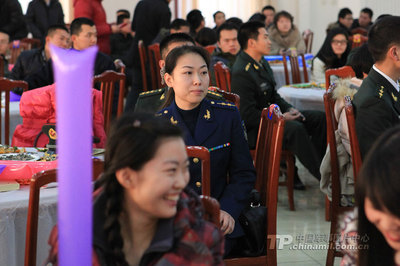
0, 153, 42, 161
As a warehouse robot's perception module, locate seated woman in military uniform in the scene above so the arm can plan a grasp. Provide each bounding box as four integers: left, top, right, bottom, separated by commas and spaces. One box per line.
158, 45, 256, 255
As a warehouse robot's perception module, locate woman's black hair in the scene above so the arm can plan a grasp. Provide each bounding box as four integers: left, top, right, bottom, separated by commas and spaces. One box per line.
100, 113, 182, 265
347, 43, 374, 79
161, 45, 210, 109
356, 125, 400, 266
313, 27, 351, 70
273, 10, 294, 30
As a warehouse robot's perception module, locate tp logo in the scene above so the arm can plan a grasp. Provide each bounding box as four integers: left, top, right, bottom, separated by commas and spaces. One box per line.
268, 235, 293, 249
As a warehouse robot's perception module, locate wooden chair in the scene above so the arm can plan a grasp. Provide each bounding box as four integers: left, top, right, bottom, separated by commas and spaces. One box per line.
24, 160, 104, 266
199, 195, 220, 227
93, 70, 126, 133
186, 146, 211, 196
224, 105, 285, 266
205, 45, 216, 55
208, 86, 240, 109
21, 38, 41, 49
138, 40, 149, 92
282, 53, 309, 85
349, 34, 368, 49
0, 77, 28, 144
214, 61, 231, 92
325, 66, 356, 90
147, 43, 162, 90
0, 56, 4, 77
303, 30, 314, 54
351, 27, 368, 36
9, 41, 29, 64
344, 96, 362, 179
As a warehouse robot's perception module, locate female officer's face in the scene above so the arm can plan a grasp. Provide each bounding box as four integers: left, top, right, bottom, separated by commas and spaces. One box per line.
164, 52, 209, 110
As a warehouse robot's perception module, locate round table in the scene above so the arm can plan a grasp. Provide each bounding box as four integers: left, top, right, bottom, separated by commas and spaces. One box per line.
0, 185, 58, 266
277, 85, 325, 112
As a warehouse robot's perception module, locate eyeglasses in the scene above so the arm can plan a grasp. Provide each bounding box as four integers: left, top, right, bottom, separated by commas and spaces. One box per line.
331, 40, 347, 45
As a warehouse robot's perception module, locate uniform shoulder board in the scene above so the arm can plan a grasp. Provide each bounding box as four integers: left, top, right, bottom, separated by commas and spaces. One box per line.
139, 88, 166, 98
209, 100, 236, 109
206, 89, 224, 99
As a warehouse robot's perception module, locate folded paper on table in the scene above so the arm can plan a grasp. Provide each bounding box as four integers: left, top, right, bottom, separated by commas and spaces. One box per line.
0, 160, 57, 183
0, 180, 20, 192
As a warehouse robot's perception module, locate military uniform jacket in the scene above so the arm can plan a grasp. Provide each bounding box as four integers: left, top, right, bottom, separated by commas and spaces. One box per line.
158, 98, 256, 238
231, 51, 292, 148
353, 68, 400, 158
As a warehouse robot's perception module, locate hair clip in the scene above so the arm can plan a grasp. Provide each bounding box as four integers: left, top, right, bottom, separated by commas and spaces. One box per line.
133, 120, 141, 127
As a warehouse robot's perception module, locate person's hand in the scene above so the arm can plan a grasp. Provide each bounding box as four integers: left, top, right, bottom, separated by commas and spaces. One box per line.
283, 108, 305, 121
111, 24, 120, 34
219, 210, 235, 235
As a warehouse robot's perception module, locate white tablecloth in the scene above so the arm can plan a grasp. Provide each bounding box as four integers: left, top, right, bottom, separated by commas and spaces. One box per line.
1, 101, 22, 144
271, 65, 311, 90
0, 186, 58, 266
277, 85, 325, 112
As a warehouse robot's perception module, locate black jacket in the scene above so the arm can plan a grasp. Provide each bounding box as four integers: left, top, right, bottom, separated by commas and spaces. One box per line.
25, 0, 64, 40
0, 0, 28, 40
109, 33, 133, 62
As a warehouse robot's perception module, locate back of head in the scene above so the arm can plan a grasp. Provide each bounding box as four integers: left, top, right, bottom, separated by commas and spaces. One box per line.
186, 9, 204, 33
170, 18, 189, 31
248, 12, 266, 24
46, 24, 69, 37
216, 22, 238, 41
356, 125, 400, 265
159, 33, 195, 59
195, 27, 217, 47
226, 17, 243, 29
70, 17, 95, 36
238, 20, 265, 50
347, 43, 374, 78
368, 15, 400, 62
338, 7, 352, 19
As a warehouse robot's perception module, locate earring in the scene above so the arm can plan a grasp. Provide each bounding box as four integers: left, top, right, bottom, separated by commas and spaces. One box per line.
160, 67, 166, 85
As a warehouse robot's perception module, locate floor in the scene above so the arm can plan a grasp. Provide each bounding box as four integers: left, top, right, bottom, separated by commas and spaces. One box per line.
276, 161, 341, 266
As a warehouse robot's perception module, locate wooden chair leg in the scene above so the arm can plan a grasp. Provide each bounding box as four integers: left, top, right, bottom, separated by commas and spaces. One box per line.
325, 217, 337, 266
325, 197, 331, 221
285, 153, 295, 211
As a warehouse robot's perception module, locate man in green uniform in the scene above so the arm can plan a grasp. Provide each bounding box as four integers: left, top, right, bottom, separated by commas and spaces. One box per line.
353, 16, 400, 158
210, 22, 240, 86
134, 33, 224, 113
231, 21, 326, 185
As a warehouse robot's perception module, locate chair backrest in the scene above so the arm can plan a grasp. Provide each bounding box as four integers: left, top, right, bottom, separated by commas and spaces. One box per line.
209, 86, 240, 109
21, 38, 41, 50
282, 53, 309, 85
226, 105, 284, 266
147, 43, 162, 90
351, 27, 368, 36
0, 56, 4, 77
303, 30, 314, 54
9, 41, 29, 64
199, 195, 220, 227
0, 77, 28, 144
24, 160, 104, 266
344, 96, 362, 180
349, 34, 368, 49
205, 45, 216, 55
93, 70, 126, 133
138, 40, 149, 92
325, 66, 356, 90
213, 61, 232, 92
186, 146, 211, 196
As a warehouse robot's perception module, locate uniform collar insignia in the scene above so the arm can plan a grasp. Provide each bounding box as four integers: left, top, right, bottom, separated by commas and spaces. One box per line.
245, 63, 251, 71
392, 92, 398, 102
203, 109, 211, 120
170, 116, 178, 125
379, 86, 384, 98
253, 63, 259, 70
160, 93, 165, 100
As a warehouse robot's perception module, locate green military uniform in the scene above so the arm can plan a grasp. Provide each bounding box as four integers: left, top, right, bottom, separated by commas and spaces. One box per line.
210, 47, 237, 86
353, 67, 400, 158
231, 51, 326, 179
134, 87, 225, 114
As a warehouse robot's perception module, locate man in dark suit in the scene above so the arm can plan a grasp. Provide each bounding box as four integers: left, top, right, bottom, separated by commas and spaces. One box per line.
231, 21, 326, 187
353, 16, 400, 158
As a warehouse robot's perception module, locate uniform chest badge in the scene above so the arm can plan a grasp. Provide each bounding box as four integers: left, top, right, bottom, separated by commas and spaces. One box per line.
392, 92, 398, 102
170, 116, 178, 125
204, 109, 211, 120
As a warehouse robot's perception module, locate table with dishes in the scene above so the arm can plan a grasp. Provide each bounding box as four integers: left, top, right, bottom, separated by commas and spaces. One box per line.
277, 82, 326, 112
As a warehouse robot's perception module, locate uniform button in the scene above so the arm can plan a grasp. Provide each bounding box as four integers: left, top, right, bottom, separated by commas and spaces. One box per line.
196, 181, 201, 187
193, 158, 199, 163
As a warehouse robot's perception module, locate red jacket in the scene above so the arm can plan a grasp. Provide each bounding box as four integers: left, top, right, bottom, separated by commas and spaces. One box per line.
73, 0, 111, 54
12, 84, 106, 148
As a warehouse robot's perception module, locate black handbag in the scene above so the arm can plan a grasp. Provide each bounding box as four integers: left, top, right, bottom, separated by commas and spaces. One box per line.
237, 189, 267, 257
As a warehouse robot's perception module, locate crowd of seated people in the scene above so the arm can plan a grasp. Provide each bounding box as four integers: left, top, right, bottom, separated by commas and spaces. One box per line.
4, 2, 400, 265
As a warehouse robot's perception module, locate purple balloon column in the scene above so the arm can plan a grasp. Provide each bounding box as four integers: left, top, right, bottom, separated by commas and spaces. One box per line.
50, 44, 98, 266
